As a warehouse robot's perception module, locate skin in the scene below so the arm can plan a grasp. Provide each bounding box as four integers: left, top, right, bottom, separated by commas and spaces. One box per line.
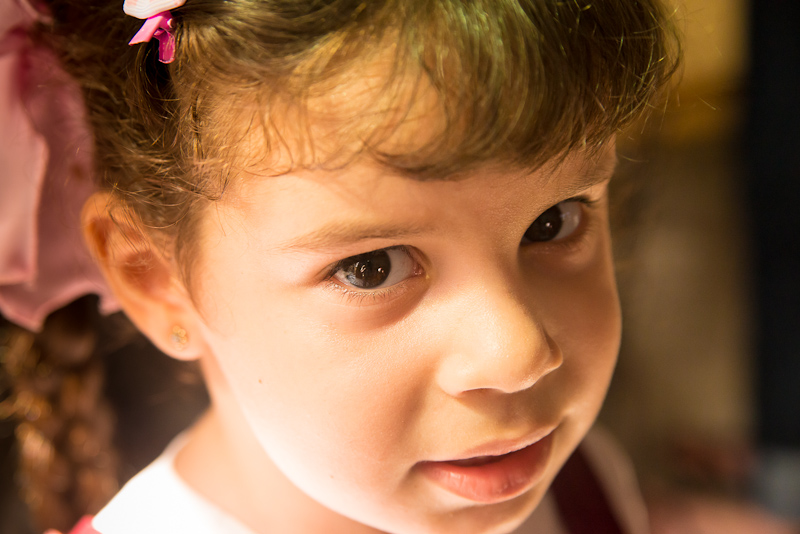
83, 66, 622, 534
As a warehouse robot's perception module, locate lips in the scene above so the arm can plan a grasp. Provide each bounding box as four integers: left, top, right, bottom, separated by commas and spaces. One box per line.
417, 431, 554, 504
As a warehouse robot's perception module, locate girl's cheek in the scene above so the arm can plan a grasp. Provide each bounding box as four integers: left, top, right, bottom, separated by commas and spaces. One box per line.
313, 284, 427, 334
537, 230, 620, 385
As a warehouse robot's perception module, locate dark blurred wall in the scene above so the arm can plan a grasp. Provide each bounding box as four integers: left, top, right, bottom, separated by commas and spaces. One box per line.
746, 0, 800, 518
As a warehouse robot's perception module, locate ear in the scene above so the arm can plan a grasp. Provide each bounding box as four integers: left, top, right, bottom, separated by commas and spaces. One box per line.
82, 192, 206, 361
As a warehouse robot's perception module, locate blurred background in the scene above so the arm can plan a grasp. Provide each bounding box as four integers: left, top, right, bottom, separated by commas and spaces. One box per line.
2, 0, 799, 532
602, 0, 800, 530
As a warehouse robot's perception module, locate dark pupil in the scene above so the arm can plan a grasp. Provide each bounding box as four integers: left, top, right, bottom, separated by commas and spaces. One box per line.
523, 205, 563, 242
343, 250, 391, 288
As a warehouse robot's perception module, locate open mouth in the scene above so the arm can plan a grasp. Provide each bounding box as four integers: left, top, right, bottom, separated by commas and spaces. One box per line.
448, 453, 512, 468
418, 431, 555, 504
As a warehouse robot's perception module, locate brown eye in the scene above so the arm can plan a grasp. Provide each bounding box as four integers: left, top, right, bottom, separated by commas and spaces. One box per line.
333, 247, 417, 290
522, 201, 583, 243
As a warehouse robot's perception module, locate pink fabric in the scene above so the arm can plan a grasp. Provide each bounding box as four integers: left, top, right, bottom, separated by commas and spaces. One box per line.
128, 12, 171, 45
42, 515, 101, 534
124, 0, 185, 64
0, 0, 117, 331
69, 515, 101, 534
128, 11, 176, 63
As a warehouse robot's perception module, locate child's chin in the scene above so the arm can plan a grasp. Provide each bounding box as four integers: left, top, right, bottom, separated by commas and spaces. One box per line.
413, 486, 547, 534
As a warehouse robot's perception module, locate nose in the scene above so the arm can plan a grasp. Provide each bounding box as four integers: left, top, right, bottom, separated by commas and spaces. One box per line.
434, 279, 563, 397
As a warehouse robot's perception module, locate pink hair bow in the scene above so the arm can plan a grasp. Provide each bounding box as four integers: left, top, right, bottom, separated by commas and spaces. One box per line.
0, 0, 118, 331
123, 0, 185, 64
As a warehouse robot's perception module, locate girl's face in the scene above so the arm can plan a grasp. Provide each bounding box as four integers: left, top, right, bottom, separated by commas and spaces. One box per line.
188, 135, 621, 533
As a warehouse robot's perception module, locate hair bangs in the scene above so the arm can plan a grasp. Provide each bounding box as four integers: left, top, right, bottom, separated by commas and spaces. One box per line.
173, 0, 679, 183
365, 0, 680, 177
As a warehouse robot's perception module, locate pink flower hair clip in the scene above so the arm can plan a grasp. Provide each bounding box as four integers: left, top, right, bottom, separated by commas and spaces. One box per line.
123, 0, 185, 63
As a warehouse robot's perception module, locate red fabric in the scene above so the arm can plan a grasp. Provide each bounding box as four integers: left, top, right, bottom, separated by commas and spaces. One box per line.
68, 516, 100, 534
551, 447, 625, 534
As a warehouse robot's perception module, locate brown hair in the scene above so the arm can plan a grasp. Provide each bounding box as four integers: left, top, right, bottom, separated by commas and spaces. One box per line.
13, 0, 679, 529
43, 0, 680, 270
1, 298, 119, 533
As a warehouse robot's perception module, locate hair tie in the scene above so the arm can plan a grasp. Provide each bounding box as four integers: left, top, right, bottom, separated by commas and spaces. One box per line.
123, 0, 186, 64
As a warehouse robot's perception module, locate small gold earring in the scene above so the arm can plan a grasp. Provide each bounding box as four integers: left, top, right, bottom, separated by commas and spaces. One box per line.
170, 325, 188, 351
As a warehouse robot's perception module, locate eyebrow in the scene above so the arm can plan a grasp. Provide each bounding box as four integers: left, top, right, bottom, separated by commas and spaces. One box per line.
274, 221, 430, 252
276, 152, 618, 253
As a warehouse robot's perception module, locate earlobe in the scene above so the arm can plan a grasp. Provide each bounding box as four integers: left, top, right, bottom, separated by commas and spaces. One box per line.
81, 192, 206, 362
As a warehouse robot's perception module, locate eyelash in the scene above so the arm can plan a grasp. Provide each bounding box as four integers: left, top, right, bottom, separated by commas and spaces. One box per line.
523, 196, 600, 252
323, 278, 411, 305
321, 195, 601, 305
323, 246, 423, 305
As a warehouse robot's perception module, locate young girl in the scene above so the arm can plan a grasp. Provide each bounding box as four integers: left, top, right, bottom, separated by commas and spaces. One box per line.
1, 0, 679, 532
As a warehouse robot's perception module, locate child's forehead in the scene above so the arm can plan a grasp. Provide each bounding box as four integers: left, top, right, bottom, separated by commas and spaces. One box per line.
242, 63, 616, 188
233, 48, 616, 190
230, 134, 617, 221
204, 144, 614, 269
245, 53, 451, 175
